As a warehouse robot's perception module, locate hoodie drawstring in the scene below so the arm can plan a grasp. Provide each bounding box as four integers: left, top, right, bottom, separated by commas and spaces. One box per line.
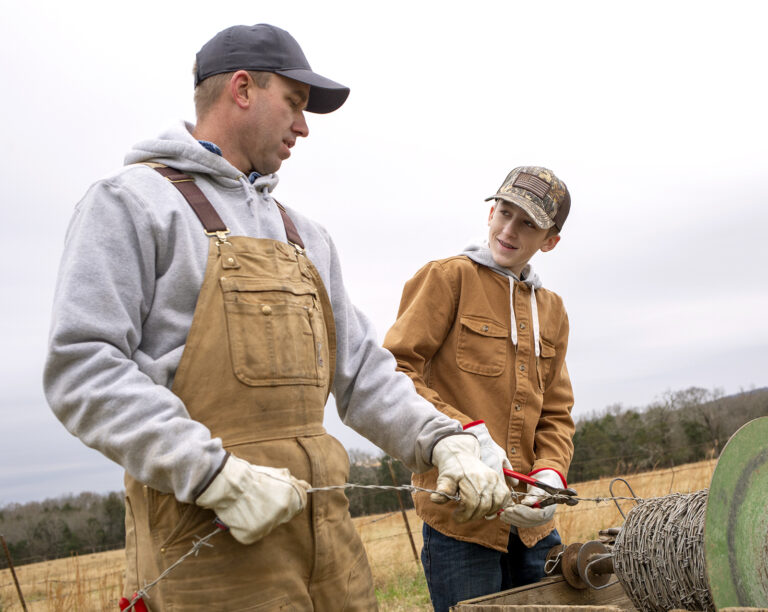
508, 278, 541, 358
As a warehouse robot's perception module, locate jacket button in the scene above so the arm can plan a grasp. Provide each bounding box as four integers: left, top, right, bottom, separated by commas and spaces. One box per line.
519, 322, 526, 330
510, 447, 516, 454
261, 305, 272, 315
514, 404, 521, 411
519, 364, 526, 372
482, 325, 489, 332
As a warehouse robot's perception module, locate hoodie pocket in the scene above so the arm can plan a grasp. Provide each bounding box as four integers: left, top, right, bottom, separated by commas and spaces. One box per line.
536, 336, 557, 391
456, 316, 508, 376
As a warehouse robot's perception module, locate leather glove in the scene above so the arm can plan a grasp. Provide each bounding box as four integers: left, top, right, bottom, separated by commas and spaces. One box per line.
196, 454, 310, 545
499, 468, 564, 528
430, 433, 510, 522
463, 421, 518, 486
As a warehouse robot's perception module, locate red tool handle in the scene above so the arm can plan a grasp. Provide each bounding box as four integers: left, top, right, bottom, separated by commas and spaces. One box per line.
503, 468, 546, 508
118, 593, 148, 612
503, 468, 540, 488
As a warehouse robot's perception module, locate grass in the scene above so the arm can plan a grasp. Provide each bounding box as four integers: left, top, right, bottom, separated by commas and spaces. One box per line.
0, 459, 718, 611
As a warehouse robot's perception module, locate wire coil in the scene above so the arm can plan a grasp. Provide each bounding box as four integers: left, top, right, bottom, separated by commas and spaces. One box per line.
612, 489, 713, 612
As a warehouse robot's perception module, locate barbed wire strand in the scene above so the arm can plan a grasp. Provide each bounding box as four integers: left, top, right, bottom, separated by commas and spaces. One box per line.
118, 482, 692, 611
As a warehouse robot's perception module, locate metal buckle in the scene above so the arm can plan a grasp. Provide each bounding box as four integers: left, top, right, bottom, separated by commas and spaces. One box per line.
205, 229, 231, 245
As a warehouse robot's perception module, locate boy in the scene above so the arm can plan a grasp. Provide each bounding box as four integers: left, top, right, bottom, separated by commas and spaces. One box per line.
383, 166, 575, 611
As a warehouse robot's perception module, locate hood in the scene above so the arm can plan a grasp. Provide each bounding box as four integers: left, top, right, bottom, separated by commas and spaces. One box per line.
460, 240, 544, 357
461, 240, 543, 289
123, 120, 279, 194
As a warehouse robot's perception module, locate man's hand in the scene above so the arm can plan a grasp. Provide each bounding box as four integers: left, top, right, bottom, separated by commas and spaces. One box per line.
463, 421, 518, 486
499, 468, 563, 528
429, 433, 510, 522
196, 454, 310, 545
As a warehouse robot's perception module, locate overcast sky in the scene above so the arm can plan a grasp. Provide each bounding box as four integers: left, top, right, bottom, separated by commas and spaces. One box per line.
2, 1, 766, 505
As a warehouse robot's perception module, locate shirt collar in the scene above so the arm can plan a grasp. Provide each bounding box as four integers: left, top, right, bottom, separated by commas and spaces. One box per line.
198, 140, 261, 183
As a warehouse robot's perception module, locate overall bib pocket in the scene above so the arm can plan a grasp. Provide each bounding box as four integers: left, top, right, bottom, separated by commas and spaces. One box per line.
221, 277, 327, 387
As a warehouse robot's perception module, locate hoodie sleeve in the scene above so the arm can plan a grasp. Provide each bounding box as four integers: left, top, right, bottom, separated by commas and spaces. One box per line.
318, 237, 462, 473
43, 176, 226, 503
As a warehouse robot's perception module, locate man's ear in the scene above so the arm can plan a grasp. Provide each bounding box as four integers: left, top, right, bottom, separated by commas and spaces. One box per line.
539, 234, 561, 253
229, 70, 254, 109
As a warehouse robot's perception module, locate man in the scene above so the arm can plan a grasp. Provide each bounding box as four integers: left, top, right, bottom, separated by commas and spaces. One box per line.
43, 24, 509, 609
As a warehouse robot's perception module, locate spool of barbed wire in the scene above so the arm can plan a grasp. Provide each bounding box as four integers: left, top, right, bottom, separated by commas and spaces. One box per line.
612, 489, 712, 611
612, 416, 768, 612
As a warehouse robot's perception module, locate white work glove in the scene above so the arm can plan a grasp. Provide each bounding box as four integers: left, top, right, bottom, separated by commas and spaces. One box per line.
499, 468, 564, 528
196, 454, 310, 545
463, 421, 518, 486
430, 433, 510, 522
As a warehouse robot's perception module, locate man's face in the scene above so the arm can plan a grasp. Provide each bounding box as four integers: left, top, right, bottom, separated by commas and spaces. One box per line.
243, 74, 310, 175
487, 201, 559, 275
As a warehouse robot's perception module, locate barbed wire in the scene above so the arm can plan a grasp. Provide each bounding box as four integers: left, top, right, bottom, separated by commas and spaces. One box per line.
118, 481, 681, 610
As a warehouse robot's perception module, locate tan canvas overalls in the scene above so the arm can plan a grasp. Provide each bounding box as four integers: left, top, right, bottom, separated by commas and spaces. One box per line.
123, 166, 378, 611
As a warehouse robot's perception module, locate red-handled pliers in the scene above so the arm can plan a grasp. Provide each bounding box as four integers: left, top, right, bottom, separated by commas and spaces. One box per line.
503, 468, 579, 508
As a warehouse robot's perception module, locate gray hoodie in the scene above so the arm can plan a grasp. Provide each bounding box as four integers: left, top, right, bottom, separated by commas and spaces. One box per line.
44, 121, 461, 503
462, 241, 544, 357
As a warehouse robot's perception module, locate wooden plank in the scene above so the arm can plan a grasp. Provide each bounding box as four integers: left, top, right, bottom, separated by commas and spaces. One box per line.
451, 606, 625, 612
451, 575, 636, 611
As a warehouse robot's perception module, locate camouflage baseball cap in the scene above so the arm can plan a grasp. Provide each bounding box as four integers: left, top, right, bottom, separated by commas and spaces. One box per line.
485, 166, 571, 231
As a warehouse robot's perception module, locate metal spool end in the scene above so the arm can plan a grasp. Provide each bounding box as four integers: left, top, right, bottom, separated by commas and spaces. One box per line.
576, 540, 613, 589
705, 416, 768, 609
561, 542, 588, 590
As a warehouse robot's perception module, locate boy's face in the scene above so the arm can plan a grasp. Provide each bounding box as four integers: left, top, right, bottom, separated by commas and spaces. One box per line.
487, 201, 560, 276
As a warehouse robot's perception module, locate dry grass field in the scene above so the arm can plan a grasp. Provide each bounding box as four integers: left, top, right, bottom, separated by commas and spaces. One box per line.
0, 459, 717, 611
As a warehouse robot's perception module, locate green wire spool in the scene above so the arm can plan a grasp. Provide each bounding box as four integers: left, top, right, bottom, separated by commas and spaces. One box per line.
705, 416, 768, 609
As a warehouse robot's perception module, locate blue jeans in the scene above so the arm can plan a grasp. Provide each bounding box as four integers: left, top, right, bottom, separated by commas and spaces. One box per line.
420, 522, 561, 612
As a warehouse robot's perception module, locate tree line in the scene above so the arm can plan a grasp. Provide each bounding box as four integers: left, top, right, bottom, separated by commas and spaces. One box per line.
569, 386, 768, 482
2, 386, 765, 568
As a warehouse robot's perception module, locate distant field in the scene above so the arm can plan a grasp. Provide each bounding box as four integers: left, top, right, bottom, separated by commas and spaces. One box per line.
0, 459, 717, 611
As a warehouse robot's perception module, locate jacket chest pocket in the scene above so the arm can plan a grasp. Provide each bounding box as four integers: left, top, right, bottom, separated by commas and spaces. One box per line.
221, 277, 328, 387
456, 316, 508, 376
536, 336, 557, 391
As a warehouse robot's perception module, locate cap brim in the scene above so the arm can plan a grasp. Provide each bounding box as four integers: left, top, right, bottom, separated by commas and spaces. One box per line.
275, 68, 350, 114
484, 194, 555, 230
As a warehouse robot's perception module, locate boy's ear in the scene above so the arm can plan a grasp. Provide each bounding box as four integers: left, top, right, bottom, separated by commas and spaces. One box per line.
487, 204, 496, 225
539, 234, 561, 253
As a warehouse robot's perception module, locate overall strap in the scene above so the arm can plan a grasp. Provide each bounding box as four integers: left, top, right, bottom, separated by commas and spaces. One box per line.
150, 164, 227, 234
148, 164, 305, 249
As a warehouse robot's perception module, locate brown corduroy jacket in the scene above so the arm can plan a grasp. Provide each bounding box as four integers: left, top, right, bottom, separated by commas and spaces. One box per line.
383, 255, 575, 551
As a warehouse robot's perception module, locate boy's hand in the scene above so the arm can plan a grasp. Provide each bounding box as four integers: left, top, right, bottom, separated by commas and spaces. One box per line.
430, 433, 510, 522
498, 468, 563, 528
463, 421, 519, 486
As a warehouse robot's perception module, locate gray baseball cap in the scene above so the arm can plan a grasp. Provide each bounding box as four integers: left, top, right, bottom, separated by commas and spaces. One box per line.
194, 24, 350, 114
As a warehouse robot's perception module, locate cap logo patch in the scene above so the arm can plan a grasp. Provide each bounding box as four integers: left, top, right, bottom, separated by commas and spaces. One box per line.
512, 173, 550, 199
